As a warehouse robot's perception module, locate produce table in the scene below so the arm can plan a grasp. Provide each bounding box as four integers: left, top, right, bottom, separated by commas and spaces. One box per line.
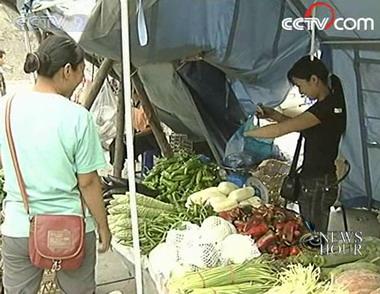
111, 240, 168, 294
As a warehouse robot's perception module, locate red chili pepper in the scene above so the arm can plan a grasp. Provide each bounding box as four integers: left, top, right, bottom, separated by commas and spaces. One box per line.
219, 211, 234, 221
268, 244, 280, 255
234, 221, 247, 233
273, 211, 286, 223
256, 230, 277, 250
294, 230, 302, 238
278, 246, 290, 257
282, 221, 299, 243
275, 222, 285, 231
246, 223, 269, 239
289, 246, 301, 256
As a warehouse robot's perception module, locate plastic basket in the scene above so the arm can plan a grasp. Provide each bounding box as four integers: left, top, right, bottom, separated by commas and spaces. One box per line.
252, 159, 290, 204
38, 270, 59, 294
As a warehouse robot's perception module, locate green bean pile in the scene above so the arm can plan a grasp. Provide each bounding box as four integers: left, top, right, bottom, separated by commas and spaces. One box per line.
143, 152, 220, 206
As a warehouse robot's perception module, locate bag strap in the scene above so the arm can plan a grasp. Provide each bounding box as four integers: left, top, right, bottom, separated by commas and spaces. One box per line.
4, 95, 86, 217
289, 133, 303, 175
5, 95, 30, 214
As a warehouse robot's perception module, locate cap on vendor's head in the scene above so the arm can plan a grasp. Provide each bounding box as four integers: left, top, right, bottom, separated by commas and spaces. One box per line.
287, 55, 329, 85
23, 35, 84, 77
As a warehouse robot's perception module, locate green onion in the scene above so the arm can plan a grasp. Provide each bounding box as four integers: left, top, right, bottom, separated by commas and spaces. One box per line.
186, 282, 273, 294
168, 259, 278, 293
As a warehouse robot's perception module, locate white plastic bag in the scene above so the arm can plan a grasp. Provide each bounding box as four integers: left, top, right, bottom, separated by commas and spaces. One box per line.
149, 242, 178, 280
219, 234, 261, 264
200, 216, 235, 243
90, 81, 118, 149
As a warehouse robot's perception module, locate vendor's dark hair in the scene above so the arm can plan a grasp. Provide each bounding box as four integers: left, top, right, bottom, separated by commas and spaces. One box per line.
24, 35, 84, 77
0, 50, 5, 58
287, 55, 344, 98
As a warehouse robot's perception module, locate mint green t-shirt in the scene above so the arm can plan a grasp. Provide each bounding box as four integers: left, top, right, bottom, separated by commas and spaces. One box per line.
0, 91, 107, 237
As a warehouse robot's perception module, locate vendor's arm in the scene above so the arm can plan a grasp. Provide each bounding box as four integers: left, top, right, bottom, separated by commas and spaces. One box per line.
78, 172, 111, 253
75, 111, 111, 252
270, 110, 292, 122
257, 104, 291, 122
244, 112, 320, 138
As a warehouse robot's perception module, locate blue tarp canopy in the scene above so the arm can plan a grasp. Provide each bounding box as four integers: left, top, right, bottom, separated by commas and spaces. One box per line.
9, 0, 380, 209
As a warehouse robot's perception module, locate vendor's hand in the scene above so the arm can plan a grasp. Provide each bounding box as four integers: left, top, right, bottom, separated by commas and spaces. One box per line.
256, 104, 275, 119
98, 225, 112, 253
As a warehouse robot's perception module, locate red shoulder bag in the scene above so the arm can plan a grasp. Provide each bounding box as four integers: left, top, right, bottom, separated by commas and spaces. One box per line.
5, 95, 85, 271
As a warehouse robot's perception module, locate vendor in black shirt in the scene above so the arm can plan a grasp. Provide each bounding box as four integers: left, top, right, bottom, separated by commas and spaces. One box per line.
245, 56, 346, 233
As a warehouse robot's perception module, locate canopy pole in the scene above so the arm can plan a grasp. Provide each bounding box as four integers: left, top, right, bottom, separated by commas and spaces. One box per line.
119, 1, 143, 294
321, 40, 380, 45
353, 50, 373, 210
309, 0, 317, 60
113, 90, 126, 177
83, 58, 114, 110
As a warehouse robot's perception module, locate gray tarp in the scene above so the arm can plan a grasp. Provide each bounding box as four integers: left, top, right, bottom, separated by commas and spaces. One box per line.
11, 0, 380, 208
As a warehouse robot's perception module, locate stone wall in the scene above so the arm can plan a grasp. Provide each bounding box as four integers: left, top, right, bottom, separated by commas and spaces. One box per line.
0, 3, 38, 81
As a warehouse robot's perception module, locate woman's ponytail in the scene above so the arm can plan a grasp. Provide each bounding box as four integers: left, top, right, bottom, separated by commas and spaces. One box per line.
24, 53, 40, 73
330, 74, 344, 98
23, 35, 84, 78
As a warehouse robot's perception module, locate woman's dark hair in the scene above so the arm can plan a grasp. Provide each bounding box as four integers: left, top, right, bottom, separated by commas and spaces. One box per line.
0, 49, 5, 58
24, 35, 84, 77
287, 55, 344, 98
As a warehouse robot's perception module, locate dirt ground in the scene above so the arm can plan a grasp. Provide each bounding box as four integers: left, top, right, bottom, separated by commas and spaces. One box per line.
0, 3, 38, 81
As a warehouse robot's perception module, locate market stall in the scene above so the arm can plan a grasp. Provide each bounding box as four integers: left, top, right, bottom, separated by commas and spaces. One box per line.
104, 151, 380, 294
2, 0, 380, 293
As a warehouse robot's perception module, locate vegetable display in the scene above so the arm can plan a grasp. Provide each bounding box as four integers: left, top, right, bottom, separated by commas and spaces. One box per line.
103, 150, 380, 294
332, 269, 380, 293
186, 182, 259, 213
143, 153, 220, 206
168, 258, 278, 293
264, 264, 348, 294
219, 204, 306, 257
108, 193, 215, 255
108, 193, 176, 254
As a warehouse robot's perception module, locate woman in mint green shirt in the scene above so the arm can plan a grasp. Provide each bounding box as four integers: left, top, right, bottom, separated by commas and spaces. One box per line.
0, 35, 111, 294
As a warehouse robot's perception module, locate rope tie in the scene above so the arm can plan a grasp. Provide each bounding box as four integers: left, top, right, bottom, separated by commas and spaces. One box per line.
229, 264, 236, 284
197, 271, 206, 288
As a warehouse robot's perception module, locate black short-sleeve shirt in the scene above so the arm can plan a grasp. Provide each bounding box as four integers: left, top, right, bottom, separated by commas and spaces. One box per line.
301, 94, 346, 177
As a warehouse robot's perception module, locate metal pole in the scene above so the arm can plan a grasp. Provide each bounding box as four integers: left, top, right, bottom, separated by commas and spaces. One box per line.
309, 0, 317, 60
114, 90, 126, 177
321, 40, 380, 45
353, 50, 373, 210
119, 1, 143, 294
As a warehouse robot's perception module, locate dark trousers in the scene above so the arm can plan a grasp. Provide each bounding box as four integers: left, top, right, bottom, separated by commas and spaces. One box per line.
298, 173, 338, 233
2, 232, 96, 294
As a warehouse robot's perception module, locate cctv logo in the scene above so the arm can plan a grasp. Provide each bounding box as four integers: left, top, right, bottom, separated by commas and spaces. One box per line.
282, 2, 374, 31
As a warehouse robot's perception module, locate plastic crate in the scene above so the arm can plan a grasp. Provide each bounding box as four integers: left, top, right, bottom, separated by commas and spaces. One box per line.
169, 133, 193, 153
